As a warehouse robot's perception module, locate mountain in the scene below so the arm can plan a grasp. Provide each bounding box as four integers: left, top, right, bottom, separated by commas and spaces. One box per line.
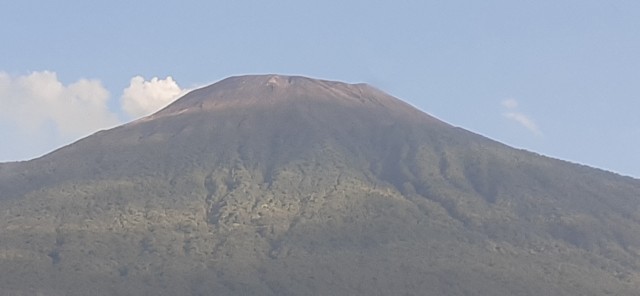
1, 74, 640, 295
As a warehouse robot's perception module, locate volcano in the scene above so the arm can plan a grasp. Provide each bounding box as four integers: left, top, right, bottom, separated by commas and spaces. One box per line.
1, 75, 640, 295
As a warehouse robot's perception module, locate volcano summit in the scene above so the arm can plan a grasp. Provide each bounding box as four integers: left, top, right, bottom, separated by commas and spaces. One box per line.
1, 75, 640, 295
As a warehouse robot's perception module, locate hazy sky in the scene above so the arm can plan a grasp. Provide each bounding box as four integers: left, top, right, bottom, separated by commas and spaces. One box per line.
1, 1, 639, 177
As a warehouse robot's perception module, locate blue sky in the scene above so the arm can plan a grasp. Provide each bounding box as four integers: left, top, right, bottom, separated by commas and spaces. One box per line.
1, 0, 639, 177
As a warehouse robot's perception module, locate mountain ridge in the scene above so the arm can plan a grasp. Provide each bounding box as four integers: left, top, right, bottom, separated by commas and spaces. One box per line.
145, 74, 445, 126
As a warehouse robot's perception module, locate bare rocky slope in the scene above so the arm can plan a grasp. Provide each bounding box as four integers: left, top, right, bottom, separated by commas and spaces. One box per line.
1, 75, 640, 295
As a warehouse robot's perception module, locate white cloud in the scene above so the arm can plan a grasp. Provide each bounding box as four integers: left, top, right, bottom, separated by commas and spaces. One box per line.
501, 99, 542, 136
501, 98, 519, 110
0, 71, 119, 137
0, 71, 121, 160
0, 71, 191, 161
121, 76, 186, 119
503, 112, 542, 135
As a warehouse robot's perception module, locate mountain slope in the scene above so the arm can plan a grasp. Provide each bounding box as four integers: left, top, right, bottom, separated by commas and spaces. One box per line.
1, 75, 640, 295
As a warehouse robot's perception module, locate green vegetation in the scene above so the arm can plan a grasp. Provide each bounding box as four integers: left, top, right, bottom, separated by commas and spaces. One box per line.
1, 75, 640, 295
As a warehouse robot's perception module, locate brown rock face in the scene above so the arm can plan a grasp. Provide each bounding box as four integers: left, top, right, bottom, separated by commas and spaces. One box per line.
1, 75, 640, 295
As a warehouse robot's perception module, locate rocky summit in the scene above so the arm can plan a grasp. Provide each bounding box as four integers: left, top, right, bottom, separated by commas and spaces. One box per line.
1, 75, 640, 295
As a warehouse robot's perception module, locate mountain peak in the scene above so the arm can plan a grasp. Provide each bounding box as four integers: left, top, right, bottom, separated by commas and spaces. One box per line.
143, 74, 438, 125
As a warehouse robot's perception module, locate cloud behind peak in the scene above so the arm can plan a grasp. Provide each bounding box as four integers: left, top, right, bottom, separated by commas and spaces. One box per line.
121, 76, 187, 119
